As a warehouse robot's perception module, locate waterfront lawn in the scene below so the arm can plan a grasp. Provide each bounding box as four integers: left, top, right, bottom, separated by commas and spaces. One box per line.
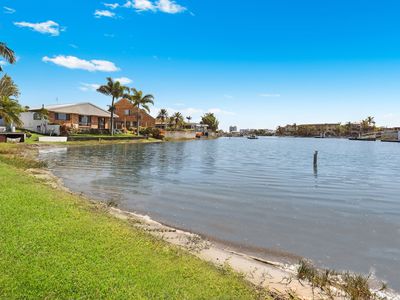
25, 132, 45, 144
0, 162, 263, 299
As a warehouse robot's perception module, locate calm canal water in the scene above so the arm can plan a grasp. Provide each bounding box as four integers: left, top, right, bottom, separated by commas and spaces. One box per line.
40, 137, 400, 290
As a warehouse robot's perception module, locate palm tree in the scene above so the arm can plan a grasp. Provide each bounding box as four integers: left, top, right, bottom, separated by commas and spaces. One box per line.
0, 74, 19, 97
97, 77, 127, 135
125, 88, 154, 136
172, 112, 184, 129
0, 96, 24, 127
366, 116, 376, 130
0, 42, 16, 72
0, 75, 23, 127
186, 116, 192, 123
168, 116, 175, 128
157, 109, 168, 125
361, 119, 369, 134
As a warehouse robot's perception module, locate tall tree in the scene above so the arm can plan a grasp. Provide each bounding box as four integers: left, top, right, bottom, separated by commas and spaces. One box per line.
186, 116, 192, 123
366, 116, 376, 129
172, 112, 184, 129
200, 113, 219, 131
97, 77, 127, 135
168, 116, 175, 128
0, 42, 16, 72
276, 126, 285, 136
0, 74, 19, 97
0, 75, 24, 127
125, 88, 154, 135
157, 109, 168, 124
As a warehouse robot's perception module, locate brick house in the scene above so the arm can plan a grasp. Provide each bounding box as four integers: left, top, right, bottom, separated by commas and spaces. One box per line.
114, 98, 155, 130
28, 103, 114, 132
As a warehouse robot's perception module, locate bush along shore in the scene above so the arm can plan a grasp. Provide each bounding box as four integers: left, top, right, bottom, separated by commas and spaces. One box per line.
1, 144, 398, 300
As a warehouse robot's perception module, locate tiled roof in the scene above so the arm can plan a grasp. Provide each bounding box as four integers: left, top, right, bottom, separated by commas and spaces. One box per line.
30, 102, 116, 118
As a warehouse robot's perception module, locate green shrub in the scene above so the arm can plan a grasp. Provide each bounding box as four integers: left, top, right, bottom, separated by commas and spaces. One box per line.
139, 127, 164, 139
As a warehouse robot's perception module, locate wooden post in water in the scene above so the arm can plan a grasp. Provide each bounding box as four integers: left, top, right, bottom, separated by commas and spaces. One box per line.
313, 151, 318, 176
313, 151, 318, 167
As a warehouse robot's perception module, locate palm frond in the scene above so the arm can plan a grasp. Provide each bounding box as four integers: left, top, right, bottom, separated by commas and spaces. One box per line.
0, 95, 24, 127
0, 75, 19, 98
0, 42, 16, 65
141, 104, 151, 113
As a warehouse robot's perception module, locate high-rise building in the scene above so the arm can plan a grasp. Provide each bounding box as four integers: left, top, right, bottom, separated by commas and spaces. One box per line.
229, 126, 238, 133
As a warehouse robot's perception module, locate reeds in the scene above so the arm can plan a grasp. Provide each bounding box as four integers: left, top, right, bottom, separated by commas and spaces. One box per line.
296, 260, 387, 300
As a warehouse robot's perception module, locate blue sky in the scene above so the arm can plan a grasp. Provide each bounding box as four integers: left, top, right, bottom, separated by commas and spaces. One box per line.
1, 0, 400, 130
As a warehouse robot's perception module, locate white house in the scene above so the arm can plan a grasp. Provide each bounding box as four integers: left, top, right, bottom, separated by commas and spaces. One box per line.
20, 112, 60, 135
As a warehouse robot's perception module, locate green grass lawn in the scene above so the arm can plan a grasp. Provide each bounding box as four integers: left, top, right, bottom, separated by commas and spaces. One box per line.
24, 132, 45, 144
0, 161, 264, 299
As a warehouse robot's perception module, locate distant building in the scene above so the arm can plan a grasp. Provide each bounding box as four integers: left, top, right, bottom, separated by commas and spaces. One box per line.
240, 129, 255, 134
229, 126, 238, 133
382, 129, 400, 141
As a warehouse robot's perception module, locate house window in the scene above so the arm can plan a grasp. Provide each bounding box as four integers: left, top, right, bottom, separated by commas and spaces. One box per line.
79, 115, 91, 126
124, 109, 130, 116
33, 112, 41, 120
55, 113, 70, 121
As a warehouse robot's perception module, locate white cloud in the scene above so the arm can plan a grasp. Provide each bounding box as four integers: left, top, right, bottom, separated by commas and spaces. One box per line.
3, 6, 16, 14
14, 20, 62, 36
114, 77, 132, 84
122, 0, 186, 13
157, 0, 186, 13
224, 94, 233, 99
94, 10, 116, 18
0, 60, 7, 66
104, 33, 115, 38
104, 3, 120, 9
69, 44, 78, 49
259, 93, 281, 97
42, 55, 120, 72
124, 0, 155, 11
80, 83, 101, 91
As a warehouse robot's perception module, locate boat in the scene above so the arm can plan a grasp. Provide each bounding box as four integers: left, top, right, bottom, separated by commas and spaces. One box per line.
349, 137, 376, 141
247, 135, 258, 139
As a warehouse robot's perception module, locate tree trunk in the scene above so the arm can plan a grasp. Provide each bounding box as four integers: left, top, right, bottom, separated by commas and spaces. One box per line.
137, 104, 140, 136
110, 96, 115, 136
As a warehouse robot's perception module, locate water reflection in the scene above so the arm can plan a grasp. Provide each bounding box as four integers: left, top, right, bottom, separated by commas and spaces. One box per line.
40, 138, 400, 291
